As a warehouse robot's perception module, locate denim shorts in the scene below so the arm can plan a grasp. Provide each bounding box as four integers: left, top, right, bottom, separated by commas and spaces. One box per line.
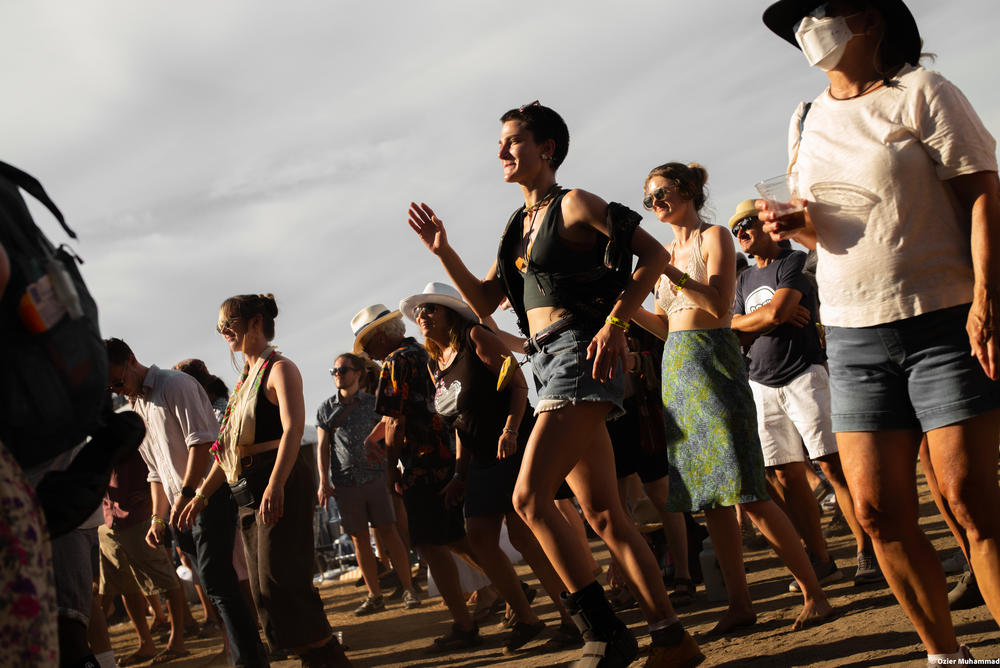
826, 303, 1000, 433
528, 324, 625, 419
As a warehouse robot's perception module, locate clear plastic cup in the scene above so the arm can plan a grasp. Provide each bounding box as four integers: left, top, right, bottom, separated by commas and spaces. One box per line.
755, 172, 803, 212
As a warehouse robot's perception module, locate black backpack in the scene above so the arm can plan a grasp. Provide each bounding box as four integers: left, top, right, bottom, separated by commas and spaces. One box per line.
0, 161, 109, 469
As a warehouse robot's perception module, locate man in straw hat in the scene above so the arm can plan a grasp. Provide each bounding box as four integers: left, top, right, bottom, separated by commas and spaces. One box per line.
729, 200, 883, 591
350, 303, 482, 651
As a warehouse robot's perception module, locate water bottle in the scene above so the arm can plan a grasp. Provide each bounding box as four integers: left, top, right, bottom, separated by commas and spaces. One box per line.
699, 536, 728, 602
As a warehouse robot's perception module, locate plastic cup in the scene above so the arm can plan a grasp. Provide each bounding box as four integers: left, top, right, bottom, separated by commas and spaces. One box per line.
754, 172, 803, 212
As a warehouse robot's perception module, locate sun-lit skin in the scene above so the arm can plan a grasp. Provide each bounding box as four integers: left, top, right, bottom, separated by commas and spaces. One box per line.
498, 120, 552, 190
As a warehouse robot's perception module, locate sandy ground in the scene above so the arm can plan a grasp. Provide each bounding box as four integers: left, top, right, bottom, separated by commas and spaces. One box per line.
108, 467, 999, 667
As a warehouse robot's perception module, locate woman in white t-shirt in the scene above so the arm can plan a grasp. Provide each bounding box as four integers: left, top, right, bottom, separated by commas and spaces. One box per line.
759, 1, 1000, 663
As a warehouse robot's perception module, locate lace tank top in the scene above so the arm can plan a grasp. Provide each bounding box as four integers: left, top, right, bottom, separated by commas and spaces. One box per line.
654, 226, 730, 317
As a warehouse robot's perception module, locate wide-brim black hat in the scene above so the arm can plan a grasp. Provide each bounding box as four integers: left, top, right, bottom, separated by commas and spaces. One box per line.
762, 0, 921, 66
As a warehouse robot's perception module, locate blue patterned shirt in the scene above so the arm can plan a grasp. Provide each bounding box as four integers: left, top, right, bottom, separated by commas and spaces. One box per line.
316, 390, 384, 487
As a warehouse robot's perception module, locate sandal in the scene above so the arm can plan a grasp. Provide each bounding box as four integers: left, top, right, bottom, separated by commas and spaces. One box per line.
503, 620, 545, 654
471, 595, 505, 623
117, 651, 157, 667
541, 622, 583, 651
670, 577, 696, 607
608, 586, 637, 612
427, 623, 482, 653
150, 648, 190, 664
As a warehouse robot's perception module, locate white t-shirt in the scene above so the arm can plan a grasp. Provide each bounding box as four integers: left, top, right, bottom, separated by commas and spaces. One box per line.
788, 64, 997, 327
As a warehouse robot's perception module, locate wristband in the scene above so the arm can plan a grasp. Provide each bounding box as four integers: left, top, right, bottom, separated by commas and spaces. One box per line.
502, 427, 518, 436
181, 485, 196, 499
195, 491, 208, 505
674, 273, 690, 291
605, 315, 630, 332
151, 516, 166, 527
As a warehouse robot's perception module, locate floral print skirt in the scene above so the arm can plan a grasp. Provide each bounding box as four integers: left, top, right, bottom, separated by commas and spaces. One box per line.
661, 328, 768, 512
0, 442, 57, 666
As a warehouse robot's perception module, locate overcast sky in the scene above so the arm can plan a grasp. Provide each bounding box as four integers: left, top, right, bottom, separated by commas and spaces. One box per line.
3, 1, 998, 416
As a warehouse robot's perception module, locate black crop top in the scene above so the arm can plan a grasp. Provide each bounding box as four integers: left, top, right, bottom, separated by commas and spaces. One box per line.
254, 364, 283, 443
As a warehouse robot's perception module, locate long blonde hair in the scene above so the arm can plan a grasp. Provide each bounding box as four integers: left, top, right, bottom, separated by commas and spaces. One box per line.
424, 307, 472, 362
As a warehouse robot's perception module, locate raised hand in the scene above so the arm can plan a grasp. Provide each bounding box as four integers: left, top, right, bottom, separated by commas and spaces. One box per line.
408, 202, 450, 255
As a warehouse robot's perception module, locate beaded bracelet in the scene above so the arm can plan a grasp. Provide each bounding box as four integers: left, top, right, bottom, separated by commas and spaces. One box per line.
151, 516, 166, 527
502, 427, 518, 436
675, 273, 690, 291
605, 315, 630, 332
195, 491, 208, 506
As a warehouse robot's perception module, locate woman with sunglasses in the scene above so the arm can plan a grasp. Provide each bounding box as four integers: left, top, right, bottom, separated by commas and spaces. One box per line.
632, 162, 834, 634
178, 294, 350, 667
759, 1, 1000, 662
408, 103, 703, 667
400, 281, 582, 653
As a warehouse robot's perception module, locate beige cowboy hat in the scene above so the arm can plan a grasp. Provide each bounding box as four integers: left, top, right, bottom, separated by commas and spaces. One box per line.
350, 304, 402, 354
399, 282, 477, 324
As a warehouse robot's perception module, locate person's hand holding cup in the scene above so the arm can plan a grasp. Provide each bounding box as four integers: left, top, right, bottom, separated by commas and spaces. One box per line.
755, 172, 807, 240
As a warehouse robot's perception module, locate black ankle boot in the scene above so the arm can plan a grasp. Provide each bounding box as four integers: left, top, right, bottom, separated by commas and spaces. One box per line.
562, 581, 638, 668
299, 636, 352, 668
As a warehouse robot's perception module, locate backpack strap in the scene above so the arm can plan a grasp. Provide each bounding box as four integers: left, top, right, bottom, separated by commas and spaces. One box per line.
0, 161, 74, 239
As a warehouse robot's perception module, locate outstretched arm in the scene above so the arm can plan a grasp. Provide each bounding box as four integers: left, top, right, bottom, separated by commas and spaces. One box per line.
408, 202, 507, 317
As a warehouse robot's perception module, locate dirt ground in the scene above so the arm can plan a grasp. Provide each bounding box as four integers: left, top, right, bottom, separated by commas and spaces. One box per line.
108, 468, 999, 667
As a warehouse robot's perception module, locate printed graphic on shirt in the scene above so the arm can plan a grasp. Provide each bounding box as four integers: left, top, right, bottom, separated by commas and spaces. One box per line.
434, 379, 462, 418
744, 286, 775, 315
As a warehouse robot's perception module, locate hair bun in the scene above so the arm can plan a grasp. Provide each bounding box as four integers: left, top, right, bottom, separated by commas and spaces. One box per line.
258, 293, 279, 319
687, 162, 709, 188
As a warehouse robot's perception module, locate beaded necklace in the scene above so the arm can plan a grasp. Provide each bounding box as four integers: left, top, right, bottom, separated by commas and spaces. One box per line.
211, 346, 278, 461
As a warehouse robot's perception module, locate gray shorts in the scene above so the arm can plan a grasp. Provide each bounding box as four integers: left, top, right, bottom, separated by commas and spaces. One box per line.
51, 527, 98, 625
826, 304, 1000, 433
528, 324, 624, 419
335, 475, 396, 536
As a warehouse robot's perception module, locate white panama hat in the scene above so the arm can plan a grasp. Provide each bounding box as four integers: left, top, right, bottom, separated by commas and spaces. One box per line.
399, 282, 477, 324
350, 304, 402, 354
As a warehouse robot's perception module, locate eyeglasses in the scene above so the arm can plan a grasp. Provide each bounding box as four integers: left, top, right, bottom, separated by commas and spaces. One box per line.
413, 303, 439, 318
109, 366, 127, 392
732, 216, 758, 239
642, 185, 677, 210
330, 366, 357, 376
216, 316, 241, 334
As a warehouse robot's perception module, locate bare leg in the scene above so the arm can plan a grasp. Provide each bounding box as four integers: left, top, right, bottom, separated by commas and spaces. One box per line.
741, 499, 833, 629
163, 586, 187, 652
643, 476, 690, 581
816, 453, 870, 553
465, 515, 539, 624
513, 403, 675, 623
771, 461, 830, 562
924, 409, 1000, 627
838, 429, 957, 654
555, 497, 601, 577
421, 544, 476, 630
374, 525, 415, 591
87, 587, 113, 656
146, 592, 166, 628
504, 512, 572, 623
702, 507, 755, 634
121, 590, 158, 658
351, 533, 382, 597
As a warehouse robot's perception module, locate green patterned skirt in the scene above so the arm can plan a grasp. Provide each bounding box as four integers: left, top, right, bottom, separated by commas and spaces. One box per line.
661, 328, 768, 512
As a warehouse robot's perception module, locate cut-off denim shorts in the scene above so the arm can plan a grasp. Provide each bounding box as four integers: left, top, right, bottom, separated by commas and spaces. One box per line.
527, 322, 625, 419
826, 303, 1000, 433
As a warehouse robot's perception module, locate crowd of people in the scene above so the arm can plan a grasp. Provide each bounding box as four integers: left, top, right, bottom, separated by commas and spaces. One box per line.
0, 0, 998, 667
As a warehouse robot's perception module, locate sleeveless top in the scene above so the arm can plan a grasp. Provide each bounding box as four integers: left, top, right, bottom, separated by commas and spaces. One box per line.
429, 325, 532, 467
254, 364, 283, 443
655, 226, 731, 318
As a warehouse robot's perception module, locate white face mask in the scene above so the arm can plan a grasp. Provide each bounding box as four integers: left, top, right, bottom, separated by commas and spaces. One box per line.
794, 15, 859, 71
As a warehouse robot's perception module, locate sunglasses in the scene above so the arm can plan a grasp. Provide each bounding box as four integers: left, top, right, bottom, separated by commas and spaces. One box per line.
518, 100, 540, 112
216, 316, 242, 334
414, 303, 439, 318
642, 185, 677, 210
732, 216, 758, 238
330, 366, 357, 376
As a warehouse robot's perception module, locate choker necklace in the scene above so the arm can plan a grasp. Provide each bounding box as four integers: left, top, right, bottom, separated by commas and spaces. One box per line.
828, 78, 884, 101
524, 183, 561, 214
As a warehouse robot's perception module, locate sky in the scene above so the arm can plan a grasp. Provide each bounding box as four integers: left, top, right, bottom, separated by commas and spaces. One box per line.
3, 1, 999, 416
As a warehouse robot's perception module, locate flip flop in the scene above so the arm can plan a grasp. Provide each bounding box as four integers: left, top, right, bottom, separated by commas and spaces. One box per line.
150, 648, 191, 664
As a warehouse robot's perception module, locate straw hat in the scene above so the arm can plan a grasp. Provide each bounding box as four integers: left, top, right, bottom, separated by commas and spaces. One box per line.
399, 282, 476, 324
350, 304, 402, 354
728, 199, 760, 233
762, 0, 921, 67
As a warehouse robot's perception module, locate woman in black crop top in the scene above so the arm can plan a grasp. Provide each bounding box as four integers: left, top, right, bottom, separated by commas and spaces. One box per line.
400, 281, 580, 651
179, 294, 349, 667
407, 103, 702, 666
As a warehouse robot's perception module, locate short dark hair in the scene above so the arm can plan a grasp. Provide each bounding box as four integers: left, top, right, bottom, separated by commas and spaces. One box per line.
105, 338, 134, 366
500, 103, 570, 169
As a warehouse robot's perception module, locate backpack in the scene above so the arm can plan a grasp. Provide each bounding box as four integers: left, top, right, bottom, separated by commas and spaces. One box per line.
0, 161, 108, 469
